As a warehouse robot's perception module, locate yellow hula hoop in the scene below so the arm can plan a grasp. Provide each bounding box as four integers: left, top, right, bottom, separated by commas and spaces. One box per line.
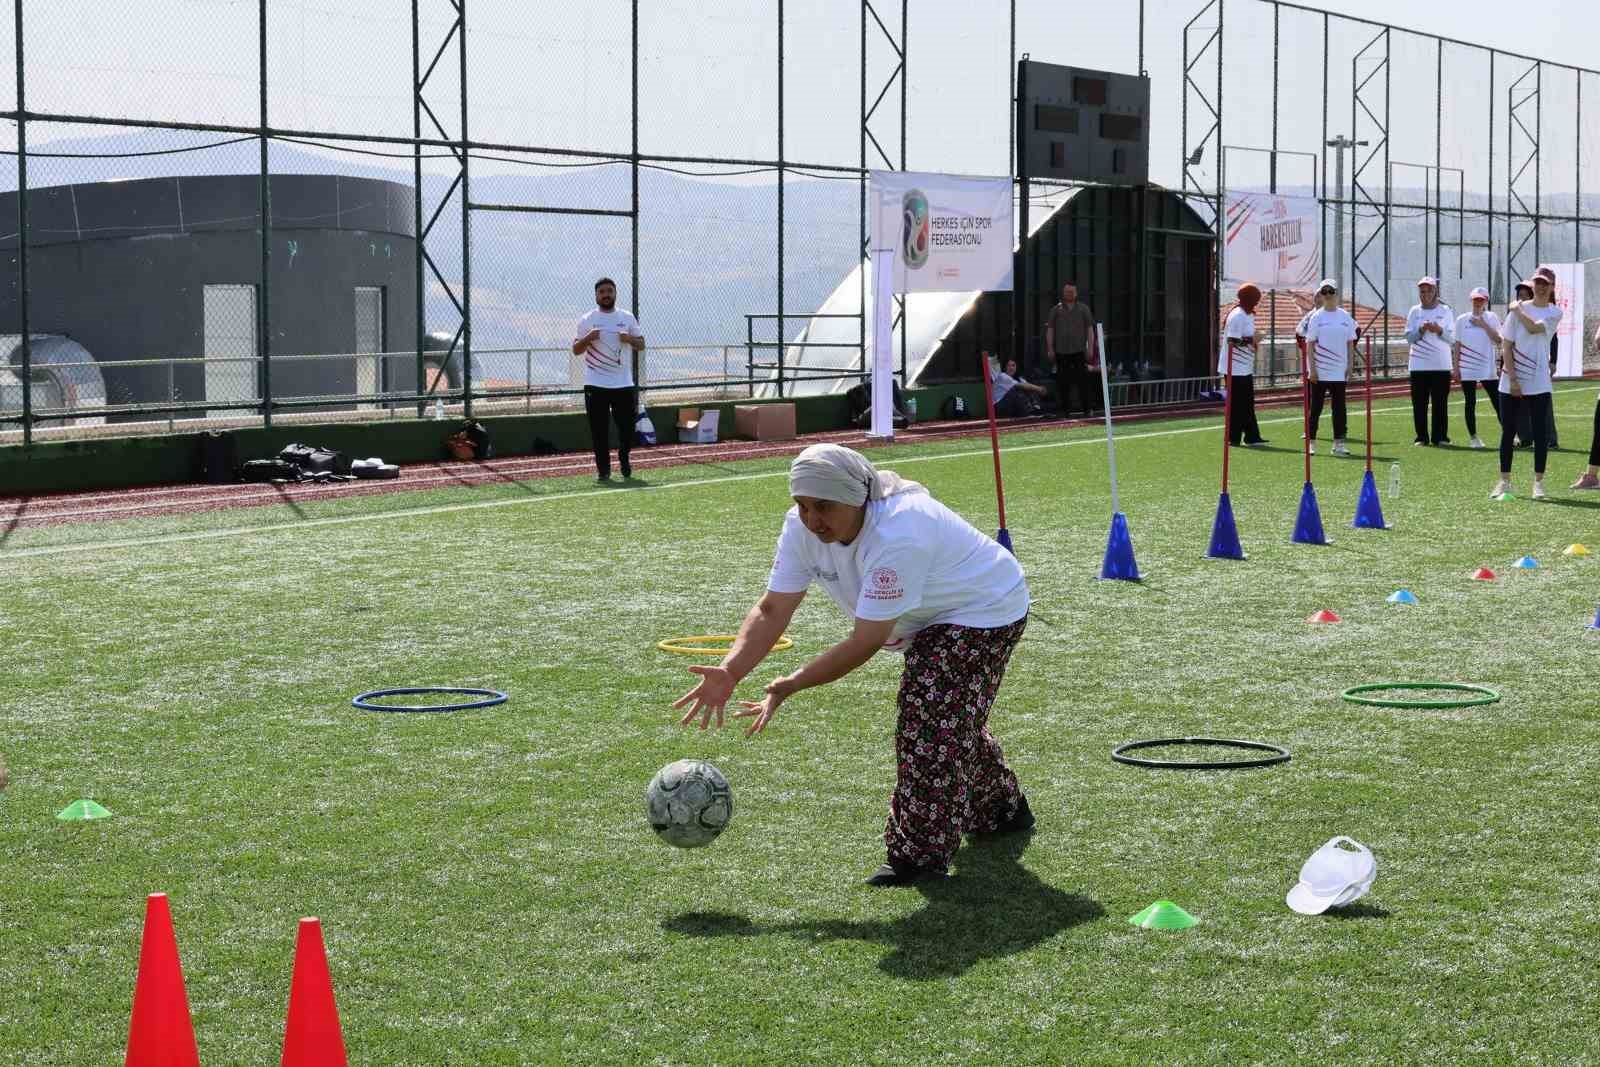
657, 634, 794, 656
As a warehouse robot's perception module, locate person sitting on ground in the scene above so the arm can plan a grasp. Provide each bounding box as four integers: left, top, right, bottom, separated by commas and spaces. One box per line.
989, 354, 1050, 418
846, 378, 910, 429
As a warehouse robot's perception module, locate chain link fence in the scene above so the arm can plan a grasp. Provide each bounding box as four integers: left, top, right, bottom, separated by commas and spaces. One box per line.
2, 0, 1597, 446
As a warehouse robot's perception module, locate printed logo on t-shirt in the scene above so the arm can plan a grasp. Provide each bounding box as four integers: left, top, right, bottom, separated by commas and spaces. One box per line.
814, 567, 839, 582
863, 566, 904, 601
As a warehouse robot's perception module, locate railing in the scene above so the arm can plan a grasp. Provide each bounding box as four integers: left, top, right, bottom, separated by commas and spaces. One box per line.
0, 343, 876, 444
744, 313, 865, 399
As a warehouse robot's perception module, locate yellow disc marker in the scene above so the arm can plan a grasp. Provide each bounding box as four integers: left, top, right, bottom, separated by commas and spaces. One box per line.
1564, 543, 1591, 557
657, 634, 794, 656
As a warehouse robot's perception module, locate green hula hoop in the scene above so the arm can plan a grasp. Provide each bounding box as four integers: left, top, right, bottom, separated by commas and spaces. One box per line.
1341, 682, 1501, 709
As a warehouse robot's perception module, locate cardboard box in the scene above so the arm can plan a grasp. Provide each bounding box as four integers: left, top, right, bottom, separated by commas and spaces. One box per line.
734, 403, 797, 441
676, 408, 720, 444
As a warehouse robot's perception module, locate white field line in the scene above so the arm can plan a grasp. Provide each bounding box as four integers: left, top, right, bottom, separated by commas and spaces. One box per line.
3, 384, 1593, 562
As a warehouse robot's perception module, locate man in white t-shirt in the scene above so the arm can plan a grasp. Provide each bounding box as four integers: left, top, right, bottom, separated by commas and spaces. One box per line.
673, 444, 1032, 887
572, 277, 645, 483
1218, 283, 1267, 446
1303, 279, 1360, 456
1451, 285, 1504, 449
1405, 276, 1456, 446
1493, 274, 1562, 499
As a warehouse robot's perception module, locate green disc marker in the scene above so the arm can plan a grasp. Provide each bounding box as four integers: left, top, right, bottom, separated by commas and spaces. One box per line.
1128, 900, 1197, 930
56, 799, 113, 821
1494, 492, 1515, 502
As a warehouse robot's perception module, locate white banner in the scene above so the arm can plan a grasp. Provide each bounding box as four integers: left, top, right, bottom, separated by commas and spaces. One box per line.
870, 247, 896, 438
1222, 192, 1322, 290
870, 170, 1014, 293
1549, 262, 1586, 378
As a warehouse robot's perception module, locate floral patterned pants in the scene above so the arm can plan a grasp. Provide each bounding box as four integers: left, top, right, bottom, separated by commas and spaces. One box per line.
884, 615, 1028, 872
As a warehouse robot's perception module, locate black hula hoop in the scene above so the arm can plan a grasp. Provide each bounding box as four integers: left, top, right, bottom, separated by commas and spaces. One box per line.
352, 687, 508, 713
1111, 736, 1291, 770
1340, 682, 1500, 709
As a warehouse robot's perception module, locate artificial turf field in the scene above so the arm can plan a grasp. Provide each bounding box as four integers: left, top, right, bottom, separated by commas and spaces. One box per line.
3, 385, 1598, 1065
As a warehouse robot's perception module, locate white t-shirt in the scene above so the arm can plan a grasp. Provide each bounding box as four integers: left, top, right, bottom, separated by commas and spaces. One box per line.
1304, 307, 1359, 382
1500, 302, 1562, 396
1294, 309, 1314, 340
1406, 303, 1456, 371
1454, 311, 1502, 381
1218, 308, 1256, 376
766, 491, 1030, 647
991, 368, 1018, 404
573, 307, 641, 389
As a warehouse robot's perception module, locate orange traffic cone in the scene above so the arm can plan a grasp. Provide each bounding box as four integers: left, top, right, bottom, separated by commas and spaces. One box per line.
281, 918, 348, 1067
125, 893, 201, 1067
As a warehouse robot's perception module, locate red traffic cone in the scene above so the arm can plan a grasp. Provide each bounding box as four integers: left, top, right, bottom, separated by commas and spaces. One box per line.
1471, 566, 1497, 581
281, 918, 348, 1067
1306, 609, 1342, 624
125, 893, 200, 1067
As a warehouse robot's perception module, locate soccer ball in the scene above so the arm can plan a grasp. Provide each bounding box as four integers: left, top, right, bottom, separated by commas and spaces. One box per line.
645, 759, 733, 848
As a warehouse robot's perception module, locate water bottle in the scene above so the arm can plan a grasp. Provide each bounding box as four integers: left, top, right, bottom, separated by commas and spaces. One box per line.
1388, 461, 1401, 499
907, 397, 918, 422
432, 397, 445, 421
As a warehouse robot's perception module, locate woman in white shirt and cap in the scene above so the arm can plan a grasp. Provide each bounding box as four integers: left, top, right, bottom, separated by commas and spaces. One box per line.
1452, 286, 1504, 449
673, 443, 1034, 886
1405, 276, 1456, 446
1494, 274, 1563, 499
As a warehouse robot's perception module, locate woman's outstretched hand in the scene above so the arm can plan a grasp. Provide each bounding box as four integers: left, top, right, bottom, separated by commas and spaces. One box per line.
733, 676, 798, 737
673, 665, 737, 730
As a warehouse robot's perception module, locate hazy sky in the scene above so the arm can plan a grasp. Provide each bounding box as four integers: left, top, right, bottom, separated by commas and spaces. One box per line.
7, 0, 1599, 201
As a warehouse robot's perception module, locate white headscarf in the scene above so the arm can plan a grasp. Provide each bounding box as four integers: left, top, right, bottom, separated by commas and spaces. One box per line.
788, 443, 924, 506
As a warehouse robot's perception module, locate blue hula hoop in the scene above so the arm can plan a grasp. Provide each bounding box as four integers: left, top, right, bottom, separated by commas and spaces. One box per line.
352, 687, 508, 713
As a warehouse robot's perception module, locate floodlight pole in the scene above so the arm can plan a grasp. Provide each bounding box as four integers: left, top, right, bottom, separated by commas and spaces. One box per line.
1326, 135, 1366, 302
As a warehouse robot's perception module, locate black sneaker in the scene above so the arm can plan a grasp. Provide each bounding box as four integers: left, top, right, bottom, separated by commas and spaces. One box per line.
865, 861, 949, 888
972, 794, 1035, 838
595, 474, 612, 484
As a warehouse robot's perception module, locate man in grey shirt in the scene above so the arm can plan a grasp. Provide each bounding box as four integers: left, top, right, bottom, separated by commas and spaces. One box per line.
1044, 283, 1099, 417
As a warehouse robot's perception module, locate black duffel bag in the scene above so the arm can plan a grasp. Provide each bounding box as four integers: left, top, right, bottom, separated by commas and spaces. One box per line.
276, 442, 347, 475
240, 458, 303, 483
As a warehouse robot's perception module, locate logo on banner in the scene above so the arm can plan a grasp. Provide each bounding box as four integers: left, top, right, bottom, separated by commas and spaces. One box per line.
902, 189, 930, 270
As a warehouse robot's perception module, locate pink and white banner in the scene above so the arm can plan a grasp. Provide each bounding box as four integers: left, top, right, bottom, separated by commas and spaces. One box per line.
1222, 192, 1322, 291
1548, 262, 1586, 379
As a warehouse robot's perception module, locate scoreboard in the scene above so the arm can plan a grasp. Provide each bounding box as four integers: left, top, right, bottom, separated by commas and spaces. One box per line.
1018, 60, 1150, 186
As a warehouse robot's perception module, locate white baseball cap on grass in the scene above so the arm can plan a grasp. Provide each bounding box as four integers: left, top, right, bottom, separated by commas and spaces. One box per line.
1286, 836, 1377, 915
